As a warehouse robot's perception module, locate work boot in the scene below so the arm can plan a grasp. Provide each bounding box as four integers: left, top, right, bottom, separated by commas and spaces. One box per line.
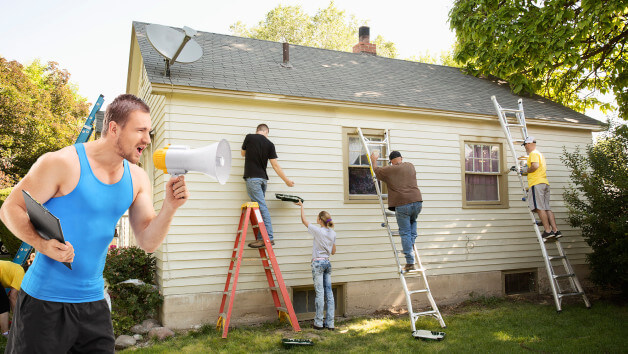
404, 263, 417, 271
248, 240, 275, 248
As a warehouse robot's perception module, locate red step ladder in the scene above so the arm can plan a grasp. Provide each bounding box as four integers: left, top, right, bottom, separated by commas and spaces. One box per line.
216, 202, 301, 338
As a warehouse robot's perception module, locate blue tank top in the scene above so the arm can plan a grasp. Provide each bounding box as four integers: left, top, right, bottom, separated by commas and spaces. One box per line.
21, 143, 133, 303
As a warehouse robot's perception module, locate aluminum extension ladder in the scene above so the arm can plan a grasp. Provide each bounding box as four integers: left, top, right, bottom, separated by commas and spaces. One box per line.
11, 95, 105, 266
491, 96, 591, 312
356, 128, 446, 334
216, 202, 301, 338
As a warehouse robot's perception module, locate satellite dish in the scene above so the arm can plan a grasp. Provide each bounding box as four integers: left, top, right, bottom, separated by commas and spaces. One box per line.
146, 24, 203, 76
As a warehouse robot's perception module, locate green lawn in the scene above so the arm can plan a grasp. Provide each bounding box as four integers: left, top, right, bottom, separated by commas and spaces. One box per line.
124, 297, 626, 353
0, 297, 624, 353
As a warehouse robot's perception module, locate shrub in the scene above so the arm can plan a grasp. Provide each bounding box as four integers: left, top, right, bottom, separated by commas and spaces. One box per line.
561, 122, 628, 294
0, 188, 23, 257
104, 246, 163, 335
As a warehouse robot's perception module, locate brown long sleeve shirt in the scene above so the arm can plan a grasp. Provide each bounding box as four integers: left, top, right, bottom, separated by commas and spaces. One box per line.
373, 162, 422, 207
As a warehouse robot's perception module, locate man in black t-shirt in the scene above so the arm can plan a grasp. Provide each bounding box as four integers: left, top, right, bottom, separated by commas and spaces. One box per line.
241, 124, 295, 248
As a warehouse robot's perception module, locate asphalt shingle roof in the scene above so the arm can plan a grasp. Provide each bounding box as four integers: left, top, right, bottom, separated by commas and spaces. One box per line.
133, 22, 600, 126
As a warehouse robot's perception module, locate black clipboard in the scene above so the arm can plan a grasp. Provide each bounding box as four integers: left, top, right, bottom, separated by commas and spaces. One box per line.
22, 190, 72, 270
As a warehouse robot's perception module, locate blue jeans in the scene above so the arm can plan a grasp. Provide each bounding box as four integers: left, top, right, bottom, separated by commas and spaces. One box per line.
395, 201, 423, 264
245, 178, 273, 240
311, 259, 334, 328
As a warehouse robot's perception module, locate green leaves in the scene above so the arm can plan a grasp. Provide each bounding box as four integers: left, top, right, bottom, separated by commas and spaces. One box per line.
0, 57, 89, 188
450, 0, 627, 119
230, 1, 398, 58
561, 122, 628, 294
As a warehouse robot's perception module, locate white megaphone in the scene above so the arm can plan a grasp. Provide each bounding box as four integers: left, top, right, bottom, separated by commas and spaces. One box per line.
152, 139, 231, 184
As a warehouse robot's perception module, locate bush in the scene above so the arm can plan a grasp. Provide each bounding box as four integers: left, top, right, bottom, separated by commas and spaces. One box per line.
561, 122, 628, 294
104, 246, 163, 335
0, 188, 23, 257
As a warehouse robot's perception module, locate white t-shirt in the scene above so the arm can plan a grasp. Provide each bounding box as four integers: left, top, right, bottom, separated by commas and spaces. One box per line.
307, 224, 336, 260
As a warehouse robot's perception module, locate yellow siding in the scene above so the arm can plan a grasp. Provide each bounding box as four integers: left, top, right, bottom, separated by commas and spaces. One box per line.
138, 91, 595, 297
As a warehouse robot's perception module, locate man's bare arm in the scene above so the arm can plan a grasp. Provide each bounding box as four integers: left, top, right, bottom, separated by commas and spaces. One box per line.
527, 162, 540, 174
0, 152, 74, 263
269, 159, 294, 187
129, 169, 189, 253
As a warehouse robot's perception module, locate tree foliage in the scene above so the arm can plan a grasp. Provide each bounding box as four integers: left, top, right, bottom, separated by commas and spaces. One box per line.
450, 0, 628, 119
561, 122, 628, 294
230, 1, 398, 58
0, 57, 89, 188
407, 48, 462, 67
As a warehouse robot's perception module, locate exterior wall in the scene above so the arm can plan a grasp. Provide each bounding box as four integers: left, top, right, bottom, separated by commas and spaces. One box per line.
136, 89, 594, 328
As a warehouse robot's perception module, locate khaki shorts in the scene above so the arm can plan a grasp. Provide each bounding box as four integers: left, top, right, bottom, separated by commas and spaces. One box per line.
528, 183, 551, 211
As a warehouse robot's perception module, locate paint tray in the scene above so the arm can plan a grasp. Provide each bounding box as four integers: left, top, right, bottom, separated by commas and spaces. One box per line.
412, 330, 446, 341
281, 338, 314, 348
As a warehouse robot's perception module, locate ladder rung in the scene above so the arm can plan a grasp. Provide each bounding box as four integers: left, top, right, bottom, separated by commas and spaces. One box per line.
364, 141, 387, 146
558, 292, 584, 298
276, 307, 287, 313
548, 256, 567, 261
264, 266, 272, 270
500, 108, 524, 113
269, 286, 279, 291
385, 210, 396, 217
553, 273, 575, 279
413, 310, 437, 317
408, 289, 429, 295
391, 231, 400, 236
506, 123, 524, 128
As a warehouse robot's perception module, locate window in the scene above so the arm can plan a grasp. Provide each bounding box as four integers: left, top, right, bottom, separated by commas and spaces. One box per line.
343, 127, 387, 203
460, 137, 509, 208
503, 270, 537, 295
292, 284, 345, 320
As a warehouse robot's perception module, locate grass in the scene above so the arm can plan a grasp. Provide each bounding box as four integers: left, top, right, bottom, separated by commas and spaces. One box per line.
122, 296, 626, 353
0, 296, 624, 353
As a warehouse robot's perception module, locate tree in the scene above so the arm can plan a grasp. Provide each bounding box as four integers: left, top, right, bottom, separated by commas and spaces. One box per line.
449, 0, 628, 119
407, 48, 462, 67
0, 57, 89, 188
230, 1, 398, 58
561, 121, 628, 294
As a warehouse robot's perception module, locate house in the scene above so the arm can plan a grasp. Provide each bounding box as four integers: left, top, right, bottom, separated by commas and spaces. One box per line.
126, 21, 601, 329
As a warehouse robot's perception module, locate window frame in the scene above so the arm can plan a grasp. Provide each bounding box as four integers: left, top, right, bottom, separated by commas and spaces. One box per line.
342, 127, 388, 203
460, 136, 509, 209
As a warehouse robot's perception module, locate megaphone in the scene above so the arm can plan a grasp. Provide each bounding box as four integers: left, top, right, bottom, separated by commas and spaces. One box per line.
152, 139, 231, 184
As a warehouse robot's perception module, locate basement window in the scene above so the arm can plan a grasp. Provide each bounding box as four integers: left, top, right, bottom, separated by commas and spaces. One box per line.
292, 284, 345, 320
503, 270, 537, 295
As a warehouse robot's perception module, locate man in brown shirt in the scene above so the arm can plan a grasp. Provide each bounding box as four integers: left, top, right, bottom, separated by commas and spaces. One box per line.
371, 150, 423, 271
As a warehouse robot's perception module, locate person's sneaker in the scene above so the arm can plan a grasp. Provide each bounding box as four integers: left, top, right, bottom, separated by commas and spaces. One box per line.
554, 231, 563, 239
313, 324, 324, 330
541, 231, 556, 242
404, 263, 417, 271
248, 240, 265, 248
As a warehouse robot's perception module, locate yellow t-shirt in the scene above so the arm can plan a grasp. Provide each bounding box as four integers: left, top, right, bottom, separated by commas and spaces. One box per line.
527, 150, 549, 187
0, 260, 25, 290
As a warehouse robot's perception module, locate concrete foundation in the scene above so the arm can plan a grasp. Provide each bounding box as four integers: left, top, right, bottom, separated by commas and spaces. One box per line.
160, 266, 591, 329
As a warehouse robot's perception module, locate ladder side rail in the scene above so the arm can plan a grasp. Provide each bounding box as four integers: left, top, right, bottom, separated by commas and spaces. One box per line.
399, 273, 416, 331
219, 209, 250, 314
554, 241, 591, 307
221, 208, 252, 338
75, 94, 105, 144
356, 128, 403, 269
411, 245, 446, 327
250, 208, 301, 331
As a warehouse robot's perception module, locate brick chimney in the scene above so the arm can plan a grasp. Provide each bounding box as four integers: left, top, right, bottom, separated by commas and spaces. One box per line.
352, 26, 376, 55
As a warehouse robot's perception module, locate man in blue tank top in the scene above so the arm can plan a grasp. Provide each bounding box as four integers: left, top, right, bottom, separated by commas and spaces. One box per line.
0, 94, 190, 353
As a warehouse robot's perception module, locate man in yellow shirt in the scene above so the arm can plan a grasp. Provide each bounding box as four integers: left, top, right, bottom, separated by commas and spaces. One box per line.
523, 136, 561, 241
0, 260, 25, 337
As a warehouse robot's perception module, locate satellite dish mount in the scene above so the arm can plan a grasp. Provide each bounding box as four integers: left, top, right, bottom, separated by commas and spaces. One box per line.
146, 24, 203, 77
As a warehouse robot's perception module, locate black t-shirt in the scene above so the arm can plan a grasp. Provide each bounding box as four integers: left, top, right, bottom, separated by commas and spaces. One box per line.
242, 133, 278, 180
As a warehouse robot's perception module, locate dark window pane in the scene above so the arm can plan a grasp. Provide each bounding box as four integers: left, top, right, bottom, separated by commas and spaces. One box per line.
491, 159, 499, 173
293, 290, 307, 313
307, 290, 316, 312
465, 174, 499, 201
349, 167, 376, 195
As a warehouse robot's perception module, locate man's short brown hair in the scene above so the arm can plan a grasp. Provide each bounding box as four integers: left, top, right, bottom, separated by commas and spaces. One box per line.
102, 94, 150, 137
256, 124, 269, 133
